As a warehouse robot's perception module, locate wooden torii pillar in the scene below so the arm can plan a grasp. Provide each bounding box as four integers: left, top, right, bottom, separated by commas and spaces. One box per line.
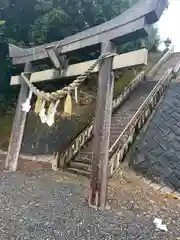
5, 62, 32, 171
89, 41, 115, 208
7, 0, 168, 209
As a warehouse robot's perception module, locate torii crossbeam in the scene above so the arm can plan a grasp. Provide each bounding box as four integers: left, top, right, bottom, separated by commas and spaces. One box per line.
6, 0, 168, 209
9, 0, 168, 65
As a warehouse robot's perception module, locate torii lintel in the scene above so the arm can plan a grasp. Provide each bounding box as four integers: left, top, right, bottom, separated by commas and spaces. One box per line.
9, 0, 168, 65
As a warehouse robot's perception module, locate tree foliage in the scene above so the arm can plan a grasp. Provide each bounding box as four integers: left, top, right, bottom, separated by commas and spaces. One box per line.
0, 0, 160, 112
1, 0, 159, 48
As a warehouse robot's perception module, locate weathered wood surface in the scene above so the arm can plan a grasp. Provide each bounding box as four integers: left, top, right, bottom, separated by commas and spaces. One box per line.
9, 0, 168, 65
5, 62, 33, 171
10, 48, 148, 85
45, 45, 63, 70
90, 41, 115, 207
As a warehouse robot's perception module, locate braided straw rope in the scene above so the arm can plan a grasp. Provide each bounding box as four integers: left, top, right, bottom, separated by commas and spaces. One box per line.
21, 53, 116, 102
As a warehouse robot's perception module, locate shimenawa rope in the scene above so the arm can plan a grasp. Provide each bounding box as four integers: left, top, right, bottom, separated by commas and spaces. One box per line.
21, 52, 116, 125
21, 52, 116, 102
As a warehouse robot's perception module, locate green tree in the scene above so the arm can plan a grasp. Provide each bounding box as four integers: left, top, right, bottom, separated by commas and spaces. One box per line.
28, 0, 137, 45
1, 0, 159, 49
0, 0, 160, 112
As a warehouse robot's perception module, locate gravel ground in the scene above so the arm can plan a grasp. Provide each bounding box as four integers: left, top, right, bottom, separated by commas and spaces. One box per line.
0, 161, 180, 239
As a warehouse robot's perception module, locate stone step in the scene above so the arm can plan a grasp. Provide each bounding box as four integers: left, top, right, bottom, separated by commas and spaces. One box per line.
67, 167, 91, 177
70, 161, 91, 172
74, 156, 92, 165
69, 81, 156, 175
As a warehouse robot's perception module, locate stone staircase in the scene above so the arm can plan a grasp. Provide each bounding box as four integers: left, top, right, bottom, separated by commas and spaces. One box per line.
60, 52, 180, 177
68, 81, 156, 176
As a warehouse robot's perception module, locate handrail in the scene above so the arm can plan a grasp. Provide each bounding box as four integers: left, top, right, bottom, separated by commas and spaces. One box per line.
59, 70, 145, 167
108, 52, 180, 174
109, 68, 173, 155
147, 46, 174, 78
173, 60, 180, 74
112, 71, 145, 110
57, 48, 175, 169
109, 67, 174, 174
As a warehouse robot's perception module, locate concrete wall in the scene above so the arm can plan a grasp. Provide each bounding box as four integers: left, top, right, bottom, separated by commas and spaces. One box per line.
132, 82, 180, 192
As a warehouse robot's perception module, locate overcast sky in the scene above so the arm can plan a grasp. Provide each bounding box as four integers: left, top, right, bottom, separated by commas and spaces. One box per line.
157, 0, 180, 52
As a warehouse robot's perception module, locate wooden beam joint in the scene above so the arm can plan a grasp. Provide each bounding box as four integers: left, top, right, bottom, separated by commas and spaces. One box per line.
45, 45, 68, 71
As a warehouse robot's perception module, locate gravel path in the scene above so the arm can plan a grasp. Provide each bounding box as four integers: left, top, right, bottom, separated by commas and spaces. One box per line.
0, 167, 179, 239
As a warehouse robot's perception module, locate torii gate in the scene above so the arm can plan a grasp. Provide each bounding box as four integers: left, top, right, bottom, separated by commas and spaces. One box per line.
6, 0, 167, 208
